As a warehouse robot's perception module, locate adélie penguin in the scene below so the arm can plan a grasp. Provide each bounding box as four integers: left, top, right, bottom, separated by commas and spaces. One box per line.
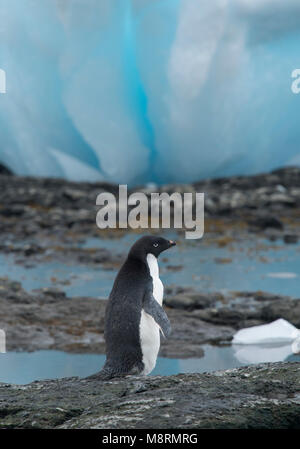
88, 235, 176, 379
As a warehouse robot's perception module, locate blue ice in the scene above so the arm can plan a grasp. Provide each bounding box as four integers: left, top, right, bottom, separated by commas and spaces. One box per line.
1, 0, 300, 185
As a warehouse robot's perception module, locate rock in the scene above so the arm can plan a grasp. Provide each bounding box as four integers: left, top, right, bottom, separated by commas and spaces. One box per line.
0, 163, 13, 175
195, 307, 248, 326
247, 216, 284, 231
164, 295, 195, 309
253, 291, 286, 302
283, 234, 299, 244
2, 278, 300, 355
165, 293, 220, 310
38, 288, 67, 302
0, 278, 234, 356
261, 299, 300, 328
0, 362, 299, 429
268, 193, 296, 206
0, 167, 299, 247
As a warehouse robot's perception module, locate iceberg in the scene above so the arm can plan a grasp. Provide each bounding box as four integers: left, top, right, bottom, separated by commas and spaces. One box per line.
1, 0, 300, 184
232, 318, 300, 345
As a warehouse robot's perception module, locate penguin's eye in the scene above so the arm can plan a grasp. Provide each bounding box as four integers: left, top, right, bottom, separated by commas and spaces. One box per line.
153, 243, 159, 247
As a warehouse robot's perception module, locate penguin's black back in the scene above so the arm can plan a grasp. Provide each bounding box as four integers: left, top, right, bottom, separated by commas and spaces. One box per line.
103, 256, 151, 375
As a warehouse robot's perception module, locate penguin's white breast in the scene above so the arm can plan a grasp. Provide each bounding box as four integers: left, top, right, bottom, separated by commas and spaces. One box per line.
146, 253, 164, 305
139, 253, 164, 375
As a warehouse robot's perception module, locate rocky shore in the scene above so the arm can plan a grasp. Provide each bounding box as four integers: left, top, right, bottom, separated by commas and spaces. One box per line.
1, 167, 300, 357
1, 362, 299, 429
1, 168, 300, 352
2, 278, 300, 357
0, 166, 300, 248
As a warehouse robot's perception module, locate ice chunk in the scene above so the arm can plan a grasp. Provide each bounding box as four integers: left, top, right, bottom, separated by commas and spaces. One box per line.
232, 318, 300, 345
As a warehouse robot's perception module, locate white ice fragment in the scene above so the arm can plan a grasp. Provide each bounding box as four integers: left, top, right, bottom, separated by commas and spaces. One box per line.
232, 318, 300, 345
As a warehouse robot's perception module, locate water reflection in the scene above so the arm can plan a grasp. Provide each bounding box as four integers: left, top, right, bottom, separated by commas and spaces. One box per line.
232, 343, 296, 364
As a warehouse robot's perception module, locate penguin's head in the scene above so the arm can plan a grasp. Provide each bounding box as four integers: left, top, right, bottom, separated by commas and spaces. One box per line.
129, 235, 176, 260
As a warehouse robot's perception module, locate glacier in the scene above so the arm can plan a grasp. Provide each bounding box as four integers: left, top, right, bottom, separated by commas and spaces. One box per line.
1, 0, 300, 185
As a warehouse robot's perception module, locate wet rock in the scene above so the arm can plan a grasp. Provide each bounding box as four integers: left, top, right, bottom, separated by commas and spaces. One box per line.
0, 278, 233, 356
0, 167, 299, 246
0, 278, 33, 304
253, 291, 286, 302
195, 307, 251, 327
268, 193, 296, 206
2, 278, 300, 356
23, 243, 44, 257
0, 205, 25, 217
164, 295, 195, 309
247, 216, 284, 231
0, 163, 13, 175
261, 299, 300, 328
37, 288, 67, 302
0, 363, 299, 429
283, 234, 299, 244
165, 292, 221, 310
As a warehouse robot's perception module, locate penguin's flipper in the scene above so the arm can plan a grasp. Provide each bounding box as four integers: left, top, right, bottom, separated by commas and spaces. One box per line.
143, 290, 171, 338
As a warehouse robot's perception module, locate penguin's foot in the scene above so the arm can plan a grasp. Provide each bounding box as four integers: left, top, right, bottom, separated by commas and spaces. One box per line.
85, 370, 115, 381
85, 362, 144, 381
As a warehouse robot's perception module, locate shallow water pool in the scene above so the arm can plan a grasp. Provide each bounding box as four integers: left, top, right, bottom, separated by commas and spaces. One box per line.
1, 344, 299, 385
1, 233, 300, 298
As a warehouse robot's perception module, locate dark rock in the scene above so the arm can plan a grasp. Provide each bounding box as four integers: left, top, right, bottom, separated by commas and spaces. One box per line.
0, 167, 299, 246
23, 243, 44, 257
261, 299, 300, 328
2, 278, 300, 356
271, 166, 300, 186
195, 307, 248, 326
0, 363, 299, 429
0, 163, 13, 176
253, 291, 286, 302
0, 205, 25, 217
37, 288, 67, 302
247, 216, 284, 230
283, 234, 299, 244
164, 293, 221, 310
0, 278, 233, 356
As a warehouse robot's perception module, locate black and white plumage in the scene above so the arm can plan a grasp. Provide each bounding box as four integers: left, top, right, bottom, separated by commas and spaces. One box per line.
89, 235, 176, 380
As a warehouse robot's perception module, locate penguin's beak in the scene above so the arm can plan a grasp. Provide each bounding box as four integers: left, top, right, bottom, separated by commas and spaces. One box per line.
168, 240, 176, 247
